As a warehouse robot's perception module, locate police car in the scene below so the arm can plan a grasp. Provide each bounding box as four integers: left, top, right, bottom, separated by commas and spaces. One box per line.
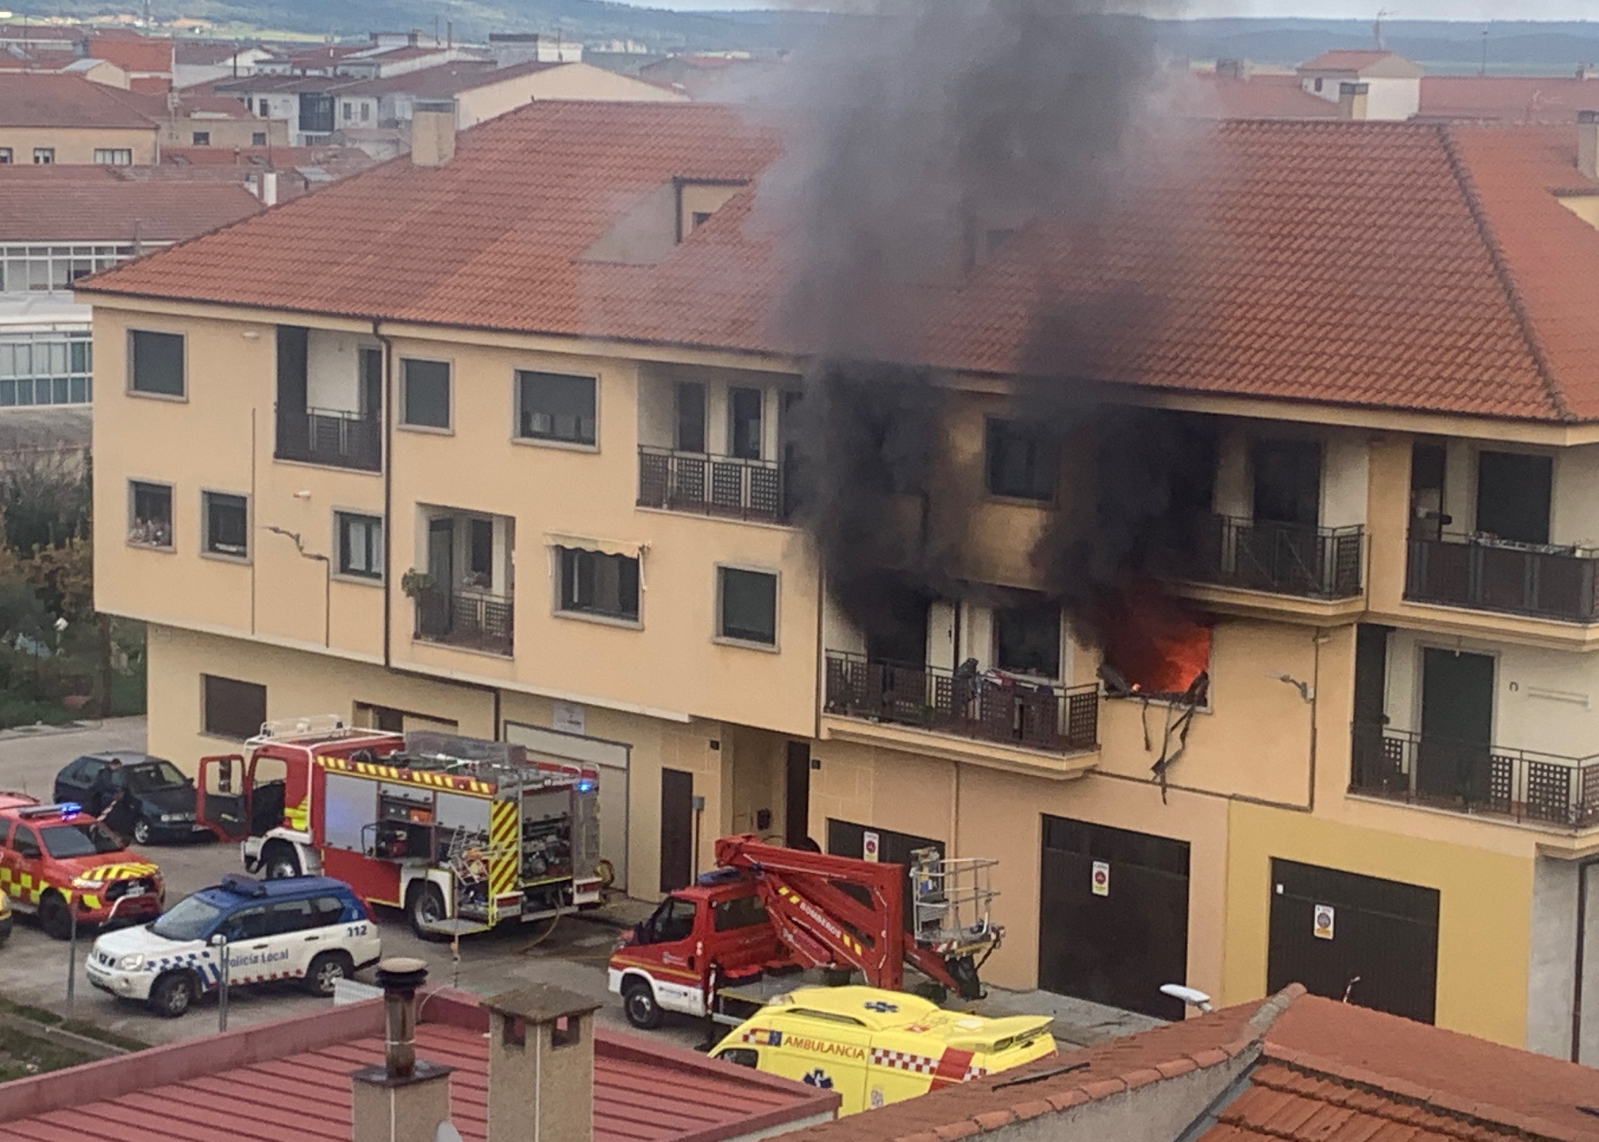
86, 873, 381, 1018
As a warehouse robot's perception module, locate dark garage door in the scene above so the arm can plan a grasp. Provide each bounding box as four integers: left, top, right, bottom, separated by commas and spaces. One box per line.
1267, 859, 1439, 1024
827, 819, 943, 932
1039, 816, 1190, 1021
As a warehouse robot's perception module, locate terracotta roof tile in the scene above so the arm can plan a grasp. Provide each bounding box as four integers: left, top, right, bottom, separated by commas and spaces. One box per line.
1421, 76, 1599, 123
1189, 72, 1340, 119
0, 73, 156, 129
77, 102, 1599, 424
0, 174, 261, 241
83, 33, 172, 75
1299, 50, 1403, 72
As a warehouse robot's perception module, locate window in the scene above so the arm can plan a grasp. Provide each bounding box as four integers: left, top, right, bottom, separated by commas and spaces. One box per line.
311, 896, 348, 925
266, 899, 317, 934
994, 598, 1062, 679
986, 418, 1056, 501
342, 101, 354, 121
717, 1048, 759, 1069
400, 359, 450, 429
203, 492, 249, 558
468, 518, 493, 584
648, 897, 698, 942
128, 481, 173, 548
1, 331, 92, 405
203, 674, 267, 739
1252, 438, 1321, 527
559, 548, 640, 622
0, 149, 11, 164
10, 826, 39, 859
93, 148, 132, 166
337, 513, 384, 579
361, 102, 371, 122
32, 148, 54, 165
714, 894, 769, 932
718, 567, 777, 646
1476, 450, 1552, 546
1, 242, 143, 294
729, 387, 762, 460
258, 99, 270, 116
674, 380, 705, 453
691, 210, 713, 230
129, 329, 185, 397
251, 131, 267, 146
1314, 77, 1324, 92
217, 906, 270, 942
516, 370, 595, 445
192, 131, 211, 146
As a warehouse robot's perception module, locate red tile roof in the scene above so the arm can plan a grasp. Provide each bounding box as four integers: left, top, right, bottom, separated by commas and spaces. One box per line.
1299, 49, 1403, 72
77, 102, 1599, 423
0, 173, 261, 241
1188, 72, 1338, 120
83, 32, 173, 76
1421, 76, 1599, 123
0, 991, 837, 1142
0, 73, 156, 129
333, 58, 560, 98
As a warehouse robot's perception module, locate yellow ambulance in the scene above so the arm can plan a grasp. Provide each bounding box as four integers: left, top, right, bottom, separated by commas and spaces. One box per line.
709, 985, 1056, 1114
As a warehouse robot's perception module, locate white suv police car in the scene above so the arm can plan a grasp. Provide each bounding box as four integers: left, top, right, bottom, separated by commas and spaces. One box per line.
86, 873, 382, 1017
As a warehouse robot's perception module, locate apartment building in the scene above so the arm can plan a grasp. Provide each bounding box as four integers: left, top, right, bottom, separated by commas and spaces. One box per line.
77, 102, 1599, 1062
0, 73, 159, 164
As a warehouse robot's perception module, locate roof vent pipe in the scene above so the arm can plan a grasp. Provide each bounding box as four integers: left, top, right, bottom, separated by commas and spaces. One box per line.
348, 957, 454, 1142
379, 957, 428, 1079
1580, 110, 1599, 181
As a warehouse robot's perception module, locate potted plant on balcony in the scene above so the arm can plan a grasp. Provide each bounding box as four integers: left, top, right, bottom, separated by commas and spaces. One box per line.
400, 569, 434, 599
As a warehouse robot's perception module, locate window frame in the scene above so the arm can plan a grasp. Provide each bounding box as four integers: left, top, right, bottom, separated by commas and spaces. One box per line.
398, 356, 452, 433
126, 328, 187, 400
251, 131, 268, 146
554, 546, 642, 627
715, 564, 779, 651
32, 148, 54, 165
93, 148, 132, 166
201, 674, 267, 741
0, 148, 12, 164
513, 369, 598, 450
984, 416, 1057, 503
200, 489, 251, 562
992, 598, 1064, 681
127, 478, 175, 551
334, 510, 384, 583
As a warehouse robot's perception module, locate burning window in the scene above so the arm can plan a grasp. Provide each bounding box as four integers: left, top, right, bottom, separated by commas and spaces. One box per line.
1097, 594, 1212, 704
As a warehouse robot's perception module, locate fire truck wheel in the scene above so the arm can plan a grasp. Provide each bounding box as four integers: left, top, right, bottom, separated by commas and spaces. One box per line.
37, 892, 71, 940
408, 883, 449, 942
148, 972, 196, 1018
622, 978, 662, 1030
262, 843, 300, 880
304, 951, 355, 996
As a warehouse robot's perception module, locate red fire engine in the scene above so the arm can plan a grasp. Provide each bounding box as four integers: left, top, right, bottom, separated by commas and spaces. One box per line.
608, 835, 1002, 1029
196, 716, 602, 937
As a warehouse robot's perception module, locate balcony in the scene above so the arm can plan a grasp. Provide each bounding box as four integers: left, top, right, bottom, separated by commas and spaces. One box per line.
1182, 516, 1363, 600
637, 446, 789, 524
275, 406, 381, 472
414, 587, 513, 656
1405, 533, 1599, 623
824, 651, 1099, 754
1350, 724, 1599, 829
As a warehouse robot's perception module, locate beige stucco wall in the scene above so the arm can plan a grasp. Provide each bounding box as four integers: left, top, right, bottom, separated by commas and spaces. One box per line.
0, 125, 156, 164
154, 115, 288, 148
456, 62, 683, 130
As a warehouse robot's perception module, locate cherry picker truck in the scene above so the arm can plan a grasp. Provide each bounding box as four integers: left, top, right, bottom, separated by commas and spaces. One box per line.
608, 835, 1003, 1029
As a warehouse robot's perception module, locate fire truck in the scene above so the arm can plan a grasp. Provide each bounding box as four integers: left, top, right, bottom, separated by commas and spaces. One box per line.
196, 716, 602, 938
608, 835, 1002, 1029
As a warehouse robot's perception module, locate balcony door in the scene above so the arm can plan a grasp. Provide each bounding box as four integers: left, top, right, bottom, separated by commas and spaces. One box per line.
1245, 439, 1323, 593
1475, 450, 1551, 546
1418, 648, 1494, 804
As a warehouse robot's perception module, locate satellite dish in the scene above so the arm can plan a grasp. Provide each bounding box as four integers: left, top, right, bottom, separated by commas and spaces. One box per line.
434, 1123, 464, 1142
1160, 984, 1213, 1013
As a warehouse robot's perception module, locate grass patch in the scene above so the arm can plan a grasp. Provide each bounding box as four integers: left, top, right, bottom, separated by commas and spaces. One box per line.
0, 996, 148, 1052
0, 1027, 93, 1081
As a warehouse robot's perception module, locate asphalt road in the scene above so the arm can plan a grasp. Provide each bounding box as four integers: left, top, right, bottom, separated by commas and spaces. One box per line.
0, 718, 707, 1051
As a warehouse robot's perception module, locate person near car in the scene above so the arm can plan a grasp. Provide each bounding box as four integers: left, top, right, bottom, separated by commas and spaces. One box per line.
87, 758, 122, 815
101, 788, 141, 846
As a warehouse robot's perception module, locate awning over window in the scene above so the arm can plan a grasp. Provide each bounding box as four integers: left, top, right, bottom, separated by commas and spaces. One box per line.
544, 532, 645, 559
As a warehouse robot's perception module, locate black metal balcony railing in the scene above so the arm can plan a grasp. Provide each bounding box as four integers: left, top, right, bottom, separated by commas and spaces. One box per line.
414, 587, 513, 656
275, 405, 382, 472
637, 446, 788, 523
1405, 532, 1599, 622
824, 651, 1099, 755
1350, 723, 1599, 829
1183, 515, 1363, 600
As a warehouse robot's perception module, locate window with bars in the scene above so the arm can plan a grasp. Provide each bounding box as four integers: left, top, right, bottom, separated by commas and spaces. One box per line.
0, 333, 91, 405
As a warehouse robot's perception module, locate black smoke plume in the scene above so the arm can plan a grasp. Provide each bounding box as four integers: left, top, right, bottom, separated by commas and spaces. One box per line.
771, 0, 1215, 657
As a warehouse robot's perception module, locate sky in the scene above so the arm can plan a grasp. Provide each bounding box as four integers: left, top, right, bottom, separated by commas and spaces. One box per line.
636, 0, 1599, 20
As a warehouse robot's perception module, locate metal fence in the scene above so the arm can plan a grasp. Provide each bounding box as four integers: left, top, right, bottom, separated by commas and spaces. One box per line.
414, 588, 514, 657
637, 446, 787, 523
824, 651, 1099, 754
276, 406, 382, 472
1405, 533, 1599, 622
1186, 515, 1363, 599
1350, 723, 1599, 828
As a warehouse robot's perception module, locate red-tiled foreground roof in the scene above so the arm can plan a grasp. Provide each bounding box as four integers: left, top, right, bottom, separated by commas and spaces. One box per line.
782, 986, 1599, 1142
0, 990, 837, 1142
78, 100, 1599, 423
0, 172, 262, 242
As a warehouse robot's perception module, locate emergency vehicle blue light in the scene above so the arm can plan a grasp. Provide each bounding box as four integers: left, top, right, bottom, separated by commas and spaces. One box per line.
59, 802, 81, 818
577, 780, 595, 793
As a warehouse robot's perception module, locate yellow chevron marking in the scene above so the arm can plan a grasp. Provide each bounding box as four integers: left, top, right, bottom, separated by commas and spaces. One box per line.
489, 800, 519, 901
79, 863, 159, 882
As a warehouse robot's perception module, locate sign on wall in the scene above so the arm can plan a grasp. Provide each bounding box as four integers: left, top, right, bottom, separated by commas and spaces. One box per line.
1091, 860, 1110, 897
862, 830, 880, 861
553, 702, 585, 736
1313, 903, 1336, 940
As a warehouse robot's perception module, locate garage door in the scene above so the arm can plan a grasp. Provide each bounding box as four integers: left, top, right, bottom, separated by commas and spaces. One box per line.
1038, 816, 1190, 1020
1267, 859, 1438, 1024
503, 721, 631, 893
826, 819, 943, 932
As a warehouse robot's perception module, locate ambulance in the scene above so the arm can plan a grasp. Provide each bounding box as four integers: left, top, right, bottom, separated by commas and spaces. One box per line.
708, 986, 1056, 1114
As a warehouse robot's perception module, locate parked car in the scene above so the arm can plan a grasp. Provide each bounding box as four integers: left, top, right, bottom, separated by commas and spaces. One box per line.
86, 873, 381, 1018
53, 753, 204, 844
0, 794, 164, 938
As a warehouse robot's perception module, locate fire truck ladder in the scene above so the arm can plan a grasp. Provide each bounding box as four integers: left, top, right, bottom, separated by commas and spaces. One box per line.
431, 825, 511, 937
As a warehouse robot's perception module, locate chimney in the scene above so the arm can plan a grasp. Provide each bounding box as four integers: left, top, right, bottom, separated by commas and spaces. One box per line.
410, 100, 456, 167
349, 959, 454, 1142
258, 170, 278, 206
484, 984, 600, 1142
1338, 81, 1369, 120
1581, 111, 1599, 180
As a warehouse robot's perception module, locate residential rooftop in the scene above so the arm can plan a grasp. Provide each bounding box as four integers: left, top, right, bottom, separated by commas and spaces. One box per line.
0, 73, 157, 129
0, 171, 261, 242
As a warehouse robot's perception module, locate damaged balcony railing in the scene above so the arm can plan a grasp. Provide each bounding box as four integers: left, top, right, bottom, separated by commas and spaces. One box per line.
414, 587, 514, 656
1349, 723, 1599, 828
1404, 532, 1599, 622
637, 445, 789, 523
824, 651, 1099, 754
1184, 515, 1363, 599
275, 405, 382, 472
